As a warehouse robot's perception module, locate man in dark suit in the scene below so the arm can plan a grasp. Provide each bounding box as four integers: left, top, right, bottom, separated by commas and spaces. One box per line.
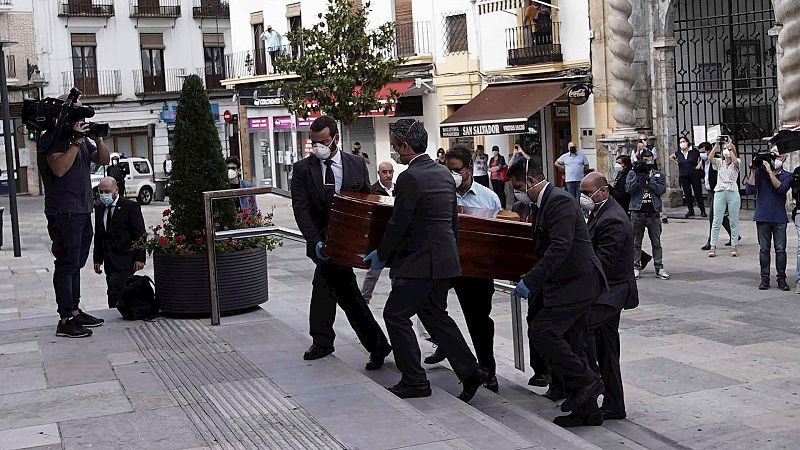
580, 172, 639, 423
290, 116, 392, 370
363, 119, 487, 402
93, 177, 147, 308
508, 159, 606, 428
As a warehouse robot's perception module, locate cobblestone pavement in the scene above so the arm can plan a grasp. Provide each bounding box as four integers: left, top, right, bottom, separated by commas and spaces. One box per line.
0, 194, 799, 449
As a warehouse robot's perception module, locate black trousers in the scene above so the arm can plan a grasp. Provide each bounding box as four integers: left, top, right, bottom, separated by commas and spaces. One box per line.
384, 278, 478, 387
586, 304, 625, 413
103, 253, 134, 308
473, 175, 490, 188
679, 174, 705, 212
451, 276, 496, 376
310, 262, 389, 353
491, 179, 507, 207
46, 213, 93, 319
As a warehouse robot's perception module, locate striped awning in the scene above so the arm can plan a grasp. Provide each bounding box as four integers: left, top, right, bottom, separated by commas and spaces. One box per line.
478, 0, 525, 14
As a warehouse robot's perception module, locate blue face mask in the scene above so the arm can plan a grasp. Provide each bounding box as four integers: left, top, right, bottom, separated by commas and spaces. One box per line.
99, 193, 114, 206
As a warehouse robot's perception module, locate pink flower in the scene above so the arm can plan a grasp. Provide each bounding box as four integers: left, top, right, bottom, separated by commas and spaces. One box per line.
158, 237, 169, 246
175, 235, 185, 243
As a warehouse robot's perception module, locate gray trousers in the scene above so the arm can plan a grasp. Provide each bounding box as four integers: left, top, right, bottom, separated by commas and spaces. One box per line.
360, 268, 384, 303
631, 211, 663, 270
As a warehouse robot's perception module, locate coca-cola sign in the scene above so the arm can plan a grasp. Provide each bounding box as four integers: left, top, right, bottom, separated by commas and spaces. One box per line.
567, 84, 591, 105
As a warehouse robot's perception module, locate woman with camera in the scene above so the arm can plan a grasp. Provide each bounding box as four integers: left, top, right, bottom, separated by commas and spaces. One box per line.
707, 140, 741, 257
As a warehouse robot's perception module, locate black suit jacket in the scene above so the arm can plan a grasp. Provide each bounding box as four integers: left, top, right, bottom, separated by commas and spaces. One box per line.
371, 181, 393, 196
291, 151, 372, 260
378, 154, 460, 280
523, 184, 606, 306
93, 197, 146, 267
587, 197, 639, 310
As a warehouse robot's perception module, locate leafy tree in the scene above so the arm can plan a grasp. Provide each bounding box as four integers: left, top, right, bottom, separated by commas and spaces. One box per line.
168, 74, 233, 239
272, 0, 403, 135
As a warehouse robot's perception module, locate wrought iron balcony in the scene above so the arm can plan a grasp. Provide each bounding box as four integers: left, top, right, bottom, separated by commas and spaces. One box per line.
62, 70, 122, 97
130, 0, 180, 18
224, 46, 294, 80
58, 0, 115, 17
133, 68, 189, 95
192, 0, 228, 19
196, 68, 226, 91
393, 21, 432, 58
505, 22, 562, 67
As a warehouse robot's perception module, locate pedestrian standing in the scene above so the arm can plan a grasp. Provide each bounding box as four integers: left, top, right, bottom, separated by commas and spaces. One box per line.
670, 136, 706, 218
554, 142, 589, 199
436, 148, 446, 165
260, 25, 283, 73
163, 153, 172, 178
700, 142, 735, 251
791, 165, 800, 294
626, 150, 671, 280
488, 145, 508, 206
707, 141, 741, 257
611, 155, 652, 270
473, 145, 490, 188
746, 148, 792, 291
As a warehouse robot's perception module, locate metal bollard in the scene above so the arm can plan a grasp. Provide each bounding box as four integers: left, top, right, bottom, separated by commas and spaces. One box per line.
0, 206, 4, 249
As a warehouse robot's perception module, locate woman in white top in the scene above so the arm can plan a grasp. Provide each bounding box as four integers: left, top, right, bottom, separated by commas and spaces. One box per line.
472, 145, 490, 188
708, 140, 741, 257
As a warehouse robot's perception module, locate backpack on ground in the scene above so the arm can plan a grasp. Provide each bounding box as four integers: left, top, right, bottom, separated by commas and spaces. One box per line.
118, 275, 158, 320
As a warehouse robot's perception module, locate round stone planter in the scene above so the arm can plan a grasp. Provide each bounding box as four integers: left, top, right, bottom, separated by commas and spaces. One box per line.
153, 247, 269, 316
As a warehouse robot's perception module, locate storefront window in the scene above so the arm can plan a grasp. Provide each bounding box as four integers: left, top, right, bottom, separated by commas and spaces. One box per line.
248, 130, 271, 186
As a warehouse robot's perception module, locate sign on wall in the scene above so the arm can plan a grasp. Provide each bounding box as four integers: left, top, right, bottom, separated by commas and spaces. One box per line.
440, 121, 528, 138
567, 84, 591, 105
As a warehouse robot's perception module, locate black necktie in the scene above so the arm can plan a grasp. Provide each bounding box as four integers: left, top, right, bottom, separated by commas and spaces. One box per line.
105, 205, 113, 230
324, 160, 335, 203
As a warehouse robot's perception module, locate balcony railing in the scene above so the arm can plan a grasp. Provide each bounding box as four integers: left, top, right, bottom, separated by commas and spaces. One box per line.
506, 22, 562, 67
393, 21, 432, 58
58, 0, 115, 17
196, 68, 226, 91
130, 0, 180, 18
224, 45, 294, 79
6, 55, 15, 79
0, 0, 12, 7
62, 69, 122, 97
192, 0, 228, 19
133, 68, 189, 95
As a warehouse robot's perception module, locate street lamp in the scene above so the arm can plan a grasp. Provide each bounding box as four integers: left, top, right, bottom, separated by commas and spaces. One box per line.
0, 40, 21, 257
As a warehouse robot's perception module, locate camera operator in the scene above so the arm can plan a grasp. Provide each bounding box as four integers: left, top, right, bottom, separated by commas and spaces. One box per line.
625, 150, 670, 280
746, 148, 792, 291
40, 114, 110, 338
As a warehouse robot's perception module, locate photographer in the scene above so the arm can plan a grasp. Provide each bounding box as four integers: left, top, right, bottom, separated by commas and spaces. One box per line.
625, 150, 670, 280
39, 111, 110, 338
707, 140, 741, 257
746, 148, 792, 291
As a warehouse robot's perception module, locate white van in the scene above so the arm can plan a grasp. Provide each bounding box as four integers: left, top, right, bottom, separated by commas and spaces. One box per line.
91, 156, 156, 205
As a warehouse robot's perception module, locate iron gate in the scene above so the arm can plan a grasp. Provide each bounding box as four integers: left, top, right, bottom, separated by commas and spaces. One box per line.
674, 0, 779, 208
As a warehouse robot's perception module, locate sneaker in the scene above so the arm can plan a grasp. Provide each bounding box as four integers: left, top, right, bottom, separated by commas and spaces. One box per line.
796, 283, 800, 294
777, 279, 790, 292
74, 310, 104, 328
634, 269, 640, 280
655, 269, 671, 280
758, 277, 770, 290
56, 317, 93, 338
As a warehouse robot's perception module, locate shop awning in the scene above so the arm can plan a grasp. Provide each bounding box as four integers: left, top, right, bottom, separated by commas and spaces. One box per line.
439, 82, 566, 138
477, 0, 524, 14
307, 80, 417, 118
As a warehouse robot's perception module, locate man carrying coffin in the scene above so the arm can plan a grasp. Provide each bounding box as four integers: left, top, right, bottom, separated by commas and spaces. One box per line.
423, 145, 502, 393
363, 119, 488, 402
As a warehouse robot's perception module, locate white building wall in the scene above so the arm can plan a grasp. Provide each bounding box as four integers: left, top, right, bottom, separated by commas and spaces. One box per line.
558, 0, 591, 62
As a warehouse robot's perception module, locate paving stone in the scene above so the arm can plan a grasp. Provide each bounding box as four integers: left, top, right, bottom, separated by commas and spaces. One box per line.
621, 357, 742, 396
0, 423, 60, 449
664, 421, 795, 450
0, 364, 46, 396
60, 407, 204, 450
43, 356, 116, 388
107, 351, 146, 366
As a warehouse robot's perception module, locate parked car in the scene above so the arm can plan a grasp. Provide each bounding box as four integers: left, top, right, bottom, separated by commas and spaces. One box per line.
91, 156, 156, 205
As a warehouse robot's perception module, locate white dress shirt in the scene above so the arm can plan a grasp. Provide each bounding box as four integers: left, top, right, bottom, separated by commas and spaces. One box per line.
320, 150, 343, 193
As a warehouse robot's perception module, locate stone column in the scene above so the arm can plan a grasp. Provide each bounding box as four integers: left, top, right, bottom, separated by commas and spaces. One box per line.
607, 0, 637, 135
776, 0, 800, 128
651, 37, 681, 205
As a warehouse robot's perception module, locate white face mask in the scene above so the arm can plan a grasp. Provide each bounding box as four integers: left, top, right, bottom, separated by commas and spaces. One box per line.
227, 169, 238, 180
312, 143, 331, 160
451, 171, 463, 188
613, 162, 624, 172
700, 153, 708, 161
579, 187, 602, 212
722, 149, 731, 158
679, 142, 689, 150
773, 159, 784, 170
514, 178, 546, 206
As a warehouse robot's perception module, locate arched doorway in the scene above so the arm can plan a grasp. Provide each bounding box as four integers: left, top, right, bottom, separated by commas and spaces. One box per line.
672, 0, 779, 208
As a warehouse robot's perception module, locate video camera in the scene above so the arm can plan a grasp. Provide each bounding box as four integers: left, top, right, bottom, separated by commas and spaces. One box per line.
632, 161, 650, 174
751, 151, 776, 170
21, 87, 109, 150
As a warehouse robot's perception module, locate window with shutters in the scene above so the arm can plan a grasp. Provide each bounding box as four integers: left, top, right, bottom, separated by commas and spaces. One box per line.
203, 33, 225, 90
71, 34, 99, 95
140, 34, 166, 93
444, 14, 468, 55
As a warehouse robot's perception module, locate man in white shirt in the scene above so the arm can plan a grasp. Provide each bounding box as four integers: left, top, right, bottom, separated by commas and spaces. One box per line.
260, 25, 283, 73
555, 142, 589, 199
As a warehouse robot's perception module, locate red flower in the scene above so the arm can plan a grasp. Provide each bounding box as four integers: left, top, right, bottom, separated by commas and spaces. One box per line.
162, 209, 171, 217
175, 235, 185, 243
230, 239, 239, 246
176, 245, 184, 251
195, 237, 204, 245
158, 237, 169, 246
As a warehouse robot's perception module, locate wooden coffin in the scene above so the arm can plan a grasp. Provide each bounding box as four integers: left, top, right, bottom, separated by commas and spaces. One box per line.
326, 192, 538, 281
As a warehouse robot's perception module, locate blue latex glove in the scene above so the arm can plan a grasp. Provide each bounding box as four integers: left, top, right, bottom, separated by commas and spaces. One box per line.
363, 250, 385, 270
514, 280, 530, 299
315, 241, 330, 261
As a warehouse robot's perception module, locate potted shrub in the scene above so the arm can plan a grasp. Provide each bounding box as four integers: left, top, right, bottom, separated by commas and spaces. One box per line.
141, 74, 281, 315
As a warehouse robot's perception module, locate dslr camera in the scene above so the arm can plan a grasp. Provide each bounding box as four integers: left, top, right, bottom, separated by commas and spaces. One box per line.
751, 151, 776, 170
633, 161, 650, 174
21, 87, 109, 150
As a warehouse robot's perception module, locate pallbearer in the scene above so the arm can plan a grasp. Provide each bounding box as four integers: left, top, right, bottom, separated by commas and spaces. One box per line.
424, 146, 502, 393
363, 120, 487, 402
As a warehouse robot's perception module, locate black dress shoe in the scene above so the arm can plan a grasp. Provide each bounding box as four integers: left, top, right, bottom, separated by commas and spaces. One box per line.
387, 382, 432, 399
684, 211, 695, 219
700, 211, 707, 218
543, 386, 566, 402
303, 344, 334, 361
423, 345, 446, 365
483, 374, 499, 393
640, 252, 652, 270
600, 408, 627, 420
457, 367, 489, 402
365, 345, 392, 371
553, 410, 603, 428
561, 378, 604, 412
759, 277, 770, 290
527, 373, 549, 387
701, 243, 712, 251
778, 279, 791, 292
